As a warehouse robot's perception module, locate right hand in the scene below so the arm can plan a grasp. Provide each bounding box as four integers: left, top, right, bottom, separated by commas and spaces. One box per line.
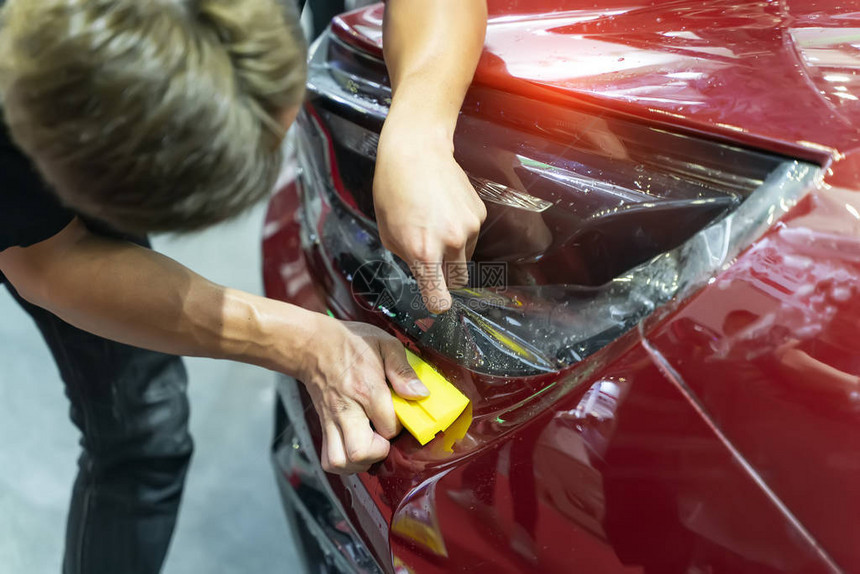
373, 115, 486, 314
296, 316, 429, 474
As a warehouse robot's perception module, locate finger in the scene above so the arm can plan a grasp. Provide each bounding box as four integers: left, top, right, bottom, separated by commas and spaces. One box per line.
336, 407, 390, 468
380, 339, 428, 399
320, 418, 349, 474
465, 229, 479, 261
444, 245, 469, 290
362, 376, 400, 440
411, 258, 451, 314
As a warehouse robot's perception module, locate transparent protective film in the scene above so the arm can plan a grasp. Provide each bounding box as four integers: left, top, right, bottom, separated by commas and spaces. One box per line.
298, 30, 822, 376
297, 108, 818, 376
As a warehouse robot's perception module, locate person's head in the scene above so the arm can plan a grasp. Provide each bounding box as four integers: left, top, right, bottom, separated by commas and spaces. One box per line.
0, 0, 306, 233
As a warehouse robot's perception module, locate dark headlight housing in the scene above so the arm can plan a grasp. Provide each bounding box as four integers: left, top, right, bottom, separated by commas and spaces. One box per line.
297, 30, 819, 377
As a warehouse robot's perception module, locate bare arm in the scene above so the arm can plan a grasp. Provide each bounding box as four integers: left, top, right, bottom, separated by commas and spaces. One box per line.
1, 218, 312, 367
382, 0, 486, 138
374, 0, 488, 313
0, 218, 427, 473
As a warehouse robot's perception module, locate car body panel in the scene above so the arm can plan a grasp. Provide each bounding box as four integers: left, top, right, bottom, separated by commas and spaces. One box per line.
264, 176, 858, 573
647, 186, 860, 569
381, 341, 833, 574
264, 2, 860, 572
334, 1, 860, 165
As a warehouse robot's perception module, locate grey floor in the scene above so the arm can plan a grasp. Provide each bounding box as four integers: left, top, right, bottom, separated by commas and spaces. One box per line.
0, 203, 302, 573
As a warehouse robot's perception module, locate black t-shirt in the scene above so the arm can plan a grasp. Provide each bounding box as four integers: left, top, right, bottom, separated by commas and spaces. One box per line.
0, 0, 75, 258
0, 121, 75, 254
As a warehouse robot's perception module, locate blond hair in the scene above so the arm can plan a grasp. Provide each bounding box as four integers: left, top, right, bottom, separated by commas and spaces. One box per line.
0, 0, 306, 232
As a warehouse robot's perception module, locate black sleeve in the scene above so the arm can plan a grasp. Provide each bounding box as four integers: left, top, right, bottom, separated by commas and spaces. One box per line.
0, 122, 75, 253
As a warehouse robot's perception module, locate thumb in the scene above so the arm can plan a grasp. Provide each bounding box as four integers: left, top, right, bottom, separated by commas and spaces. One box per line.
380, 340, 429, 399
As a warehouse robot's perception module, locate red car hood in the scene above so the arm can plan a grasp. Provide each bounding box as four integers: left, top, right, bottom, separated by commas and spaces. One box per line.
335, 0, 860, 170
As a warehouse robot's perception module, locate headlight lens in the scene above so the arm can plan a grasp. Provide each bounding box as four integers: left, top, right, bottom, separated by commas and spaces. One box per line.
297, 31, 820, 377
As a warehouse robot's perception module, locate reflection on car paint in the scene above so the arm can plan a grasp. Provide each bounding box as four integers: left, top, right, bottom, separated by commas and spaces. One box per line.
335, 1, 860, 161
391, 471, 450, 557
647, 184, 860, 569
264, 1, 860, 571
297, 98, 817, 377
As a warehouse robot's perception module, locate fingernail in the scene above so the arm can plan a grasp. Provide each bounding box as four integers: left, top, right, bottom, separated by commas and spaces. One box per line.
408, 380, 430, 397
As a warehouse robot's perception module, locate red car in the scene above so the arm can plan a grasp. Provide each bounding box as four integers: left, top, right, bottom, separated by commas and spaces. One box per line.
263, 1, 860, 572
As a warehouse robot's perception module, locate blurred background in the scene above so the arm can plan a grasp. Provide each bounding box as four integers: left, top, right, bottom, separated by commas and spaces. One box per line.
0, 204, 302, 573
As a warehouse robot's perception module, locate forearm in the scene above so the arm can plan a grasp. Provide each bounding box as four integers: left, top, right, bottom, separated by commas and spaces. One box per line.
382, 0, 487, 142
4, 220, 316, 375
373, 1, 487, 311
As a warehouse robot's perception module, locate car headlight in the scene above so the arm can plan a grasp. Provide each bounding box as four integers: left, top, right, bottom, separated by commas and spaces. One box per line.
296, 30, 819, 377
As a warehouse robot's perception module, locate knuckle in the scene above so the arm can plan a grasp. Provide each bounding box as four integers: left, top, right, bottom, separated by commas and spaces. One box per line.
378, 334, 399, 350
374, 399, 396, 421
346, 445, 373, 464
475, 202, 488, 222
411, 245, 434, 265
403, 236, 430, 261
372, 384, 394, 408
394, 362, 415, 378
323, 454, 347, 474
446, 228, 467, 247
346, 379, 371, 404
323, 389, 351, 415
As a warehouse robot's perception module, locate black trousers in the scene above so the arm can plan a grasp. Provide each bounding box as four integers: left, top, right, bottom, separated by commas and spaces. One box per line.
2, 244, 193, 574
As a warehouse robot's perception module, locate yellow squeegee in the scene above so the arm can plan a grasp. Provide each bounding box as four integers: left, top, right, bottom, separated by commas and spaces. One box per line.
393, 350, 470, 446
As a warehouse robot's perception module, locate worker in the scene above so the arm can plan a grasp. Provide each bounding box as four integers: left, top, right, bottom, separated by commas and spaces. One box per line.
0, 0, 487, 573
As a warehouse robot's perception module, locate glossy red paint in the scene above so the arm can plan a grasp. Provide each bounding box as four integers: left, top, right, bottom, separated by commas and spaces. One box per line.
262, 172, 327, 315
647, 186, 860, 569
265, 176, 857, 570
264, 2, 860, 572
334, 0, 860, 168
